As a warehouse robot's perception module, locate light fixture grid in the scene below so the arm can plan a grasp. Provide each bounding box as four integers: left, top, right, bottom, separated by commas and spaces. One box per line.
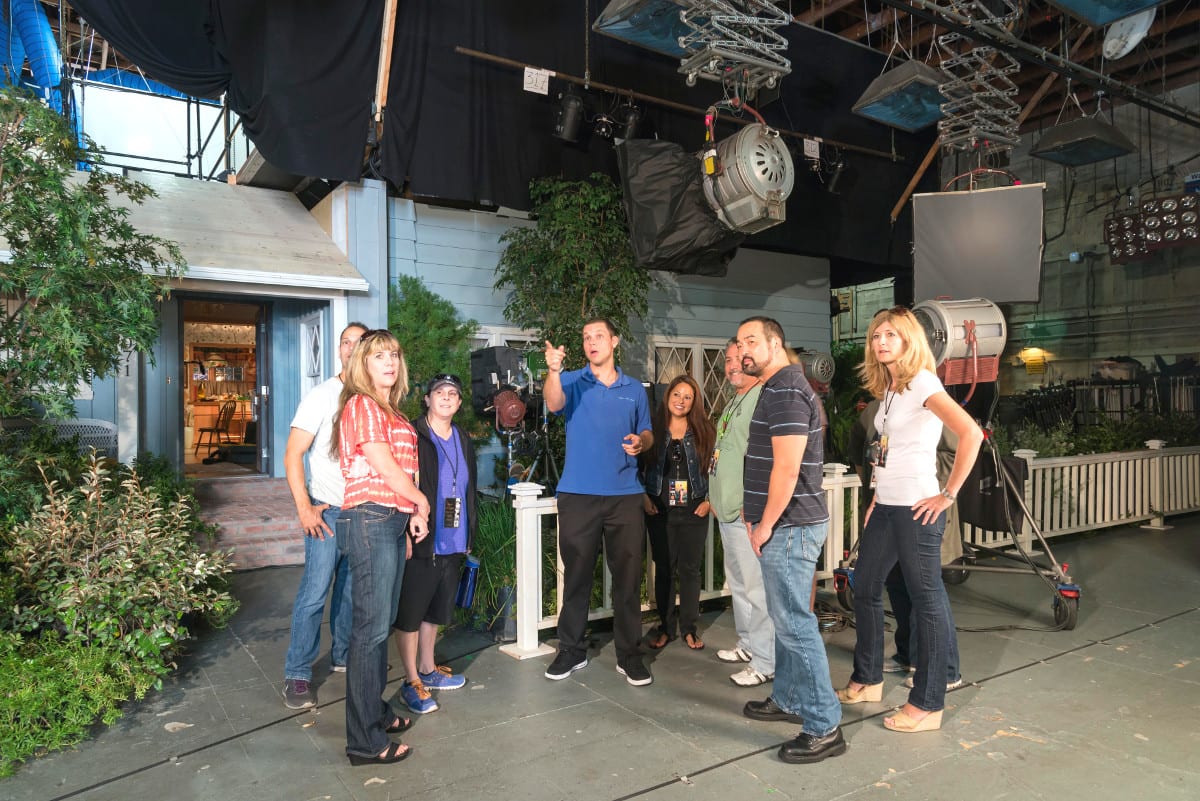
933, 0, 1024, 152
675, 0, 792, 90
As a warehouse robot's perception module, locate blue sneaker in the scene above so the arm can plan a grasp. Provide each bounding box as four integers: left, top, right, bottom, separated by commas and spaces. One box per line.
419, 665, 467, 690
400, 680, 439, 714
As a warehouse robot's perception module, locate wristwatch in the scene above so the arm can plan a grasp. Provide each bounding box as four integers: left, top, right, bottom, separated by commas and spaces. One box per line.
940, 488, 956, 501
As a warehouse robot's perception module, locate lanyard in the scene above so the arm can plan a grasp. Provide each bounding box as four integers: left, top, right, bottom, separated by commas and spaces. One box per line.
717, 389, 751, 440
430, 422, 460, 494
880, 388, 896, 437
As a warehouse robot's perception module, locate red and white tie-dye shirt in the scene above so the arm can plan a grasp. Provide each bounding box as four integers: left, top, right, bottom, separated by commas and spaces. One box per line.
338, 394, 419, 511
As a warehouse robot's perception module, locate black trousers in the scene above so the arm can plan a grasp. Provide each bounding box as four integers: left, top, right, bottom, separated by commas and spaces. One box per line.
555, 492, 645, 661
646, 506, 707, 638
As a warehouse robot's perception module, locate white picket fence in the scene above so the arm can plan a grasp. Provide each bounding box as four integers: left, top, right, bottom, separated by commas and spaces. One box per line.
498, 443, 1200, 659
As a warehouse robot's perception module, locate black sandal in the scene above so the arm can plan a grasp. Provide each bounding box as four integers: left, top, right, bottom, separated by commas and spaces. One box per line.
347, 741, 412, 766
684, 632, 705, 650
386, 715, 413, 734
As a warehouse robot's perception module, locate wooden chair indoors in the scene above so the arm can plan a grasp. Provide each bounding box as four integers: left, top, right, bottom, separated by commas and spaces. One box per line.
194, 400, 239, 455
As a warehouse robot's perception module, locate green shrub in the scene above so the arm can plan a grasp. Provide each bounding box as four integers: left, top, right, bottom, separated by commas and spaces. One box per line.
0, 631, 150, 777
0, 424, 88, 526
0, 456, 238, 676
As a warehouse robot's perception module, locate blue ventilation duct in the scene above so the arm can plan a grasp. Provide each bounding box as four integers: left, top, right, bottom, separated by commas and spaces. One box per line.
9, 0, 63, 112
1, 8, 28, 86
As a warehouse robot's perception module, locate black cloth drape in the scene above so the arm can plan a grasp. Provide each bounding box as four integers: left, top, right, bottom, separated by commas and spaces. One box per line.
68, 1, 937, 274
70, 0, 381, 182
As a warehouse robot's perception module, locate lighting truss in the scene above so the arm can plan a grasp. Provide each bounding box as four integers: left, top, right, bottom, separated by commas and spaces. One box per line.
933, 0, 1023, 152
675, 0, 791, 91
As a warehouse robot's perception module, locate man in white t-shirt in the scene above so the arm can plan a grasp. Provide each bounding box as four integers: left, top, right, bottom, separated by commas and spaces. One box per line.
281, 322, 366, 709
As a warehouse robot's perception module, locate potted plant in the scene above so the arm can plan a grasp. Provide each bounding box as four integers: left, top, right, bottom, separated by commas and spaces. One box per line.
466, 495, 518, 641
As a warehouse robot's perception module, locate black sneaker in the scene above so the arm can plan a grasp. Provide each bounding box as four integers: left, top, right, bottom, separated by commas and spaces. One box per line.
283, 678, 315, 709
616, 657, 652, 686
778, 727, 847, 764
545, 650, 588, 680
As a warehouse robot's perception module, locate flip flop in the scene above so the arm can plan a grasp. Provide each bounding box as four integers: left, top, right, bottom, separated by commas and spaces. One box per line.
347, 740, 412, 766
684, 632, 705, 650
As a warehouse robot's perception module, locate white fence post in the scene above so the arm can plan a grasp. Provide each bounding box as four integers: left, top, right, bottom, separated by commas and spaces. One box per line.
1140, 440, 1171, 531
499, 483, 557, 660
1012, 449, 1038, 550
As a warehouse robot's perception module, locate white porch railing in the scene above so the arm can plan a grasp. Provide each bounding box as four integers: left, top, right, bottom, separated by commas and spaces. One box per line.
498, 467, 864, 660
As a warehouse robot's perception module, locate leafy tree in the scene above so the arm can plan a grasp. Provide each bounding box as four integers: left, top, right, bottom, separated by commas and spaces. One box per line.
387, 274, 485, 434
0, 87, 184, 418
493, 172, 654, 365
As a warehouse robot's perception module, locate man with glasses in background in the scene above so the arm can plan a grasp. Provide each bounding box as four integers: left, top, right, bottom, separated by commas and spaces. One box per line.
281, 322, 367, 709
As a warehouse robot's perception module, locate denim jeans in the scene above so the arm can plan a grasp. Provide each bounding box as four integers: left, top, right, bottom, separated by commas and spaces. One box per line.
852, 504, 958, 712
339, 503, 409, 757
758, 522, 841, 737
283, 503, 351, 681
717, 518, 775, 675
885, 564, 959, 682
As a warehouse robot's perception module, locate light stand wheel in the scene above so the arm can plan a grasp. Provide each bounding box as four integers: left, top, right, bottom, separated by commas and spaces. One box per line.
836, 584, 854, 614
1053, 595, 1079, 629
942, 556, 972, 586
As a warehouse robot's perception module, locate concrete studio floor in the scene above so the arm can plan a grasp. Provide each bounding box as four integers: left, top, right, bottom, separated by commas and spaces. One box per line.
6, 516, 1200, 801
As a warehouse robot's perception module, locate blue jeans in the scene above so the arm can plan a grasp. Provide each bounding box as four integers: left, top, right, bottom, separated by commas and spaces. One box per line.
759, 522, 841, 737
340, 503, 409, 757
885, 564, 959, 682
283, 503, 351, 681
852, 504, 958, 712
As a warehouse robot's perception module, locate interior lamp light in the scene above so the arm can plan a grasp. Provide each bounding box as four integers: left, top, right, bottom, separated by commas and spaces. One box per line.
852, 60, 948, 133
1030, 116, 1135, 166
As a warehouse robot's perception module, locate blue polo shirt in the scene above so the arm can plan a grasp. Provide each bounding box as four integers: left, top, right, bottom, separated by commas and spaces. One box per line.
555, 366, 651, 496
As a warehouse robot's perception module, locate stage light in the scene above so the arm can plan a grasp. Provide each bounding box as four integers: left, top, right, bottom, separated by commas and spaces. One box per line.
912, 298, 1007, 388
553, 90, 584, 142
621, 105, 642, 140
1046, 0, 1163, 28
1103, 192, 1198, 263
593, 113, 615, 139
702, 124, 794, 234
1030, 116, 1135, 166
852, 60, 948, 133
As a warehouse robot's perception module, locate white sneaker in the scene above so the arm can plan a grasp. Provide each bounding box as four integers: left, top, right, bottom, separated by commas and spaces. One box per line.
730, 667, 773, 686
903, 676, 965, 691
716, 647, 752, 664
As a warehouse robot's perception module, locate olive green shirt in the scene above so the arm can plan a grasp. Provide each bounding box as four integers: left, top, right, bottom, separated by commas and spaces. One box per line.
709, 383, 763, 522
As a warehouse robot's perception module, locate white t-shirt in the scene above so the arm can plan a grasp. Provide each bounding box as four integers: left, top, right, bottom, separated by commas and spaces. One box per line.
289, 377, 344, 506
872, 369, 945, 506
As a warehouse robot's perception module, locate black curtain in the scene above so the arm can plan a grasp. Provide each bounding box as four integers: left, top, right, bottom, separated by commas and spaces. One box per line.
70, 0, 381, 181
69, 1, 937, 273
382, 1, 936, 273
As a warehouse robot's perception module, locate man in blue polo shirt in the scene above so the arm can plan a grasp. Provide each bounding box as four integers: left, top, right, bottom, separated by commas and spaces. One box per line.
542, 318, 654, 686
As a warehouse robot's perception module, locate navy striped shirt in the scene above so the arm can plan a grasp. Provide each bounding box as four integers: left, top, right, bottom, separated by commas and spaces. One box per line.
743, 364, 828, 526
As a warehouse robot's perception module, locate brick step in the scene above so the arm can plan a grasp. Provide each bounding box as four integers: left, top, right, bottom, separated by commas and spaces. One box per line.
193, 477, 305, 570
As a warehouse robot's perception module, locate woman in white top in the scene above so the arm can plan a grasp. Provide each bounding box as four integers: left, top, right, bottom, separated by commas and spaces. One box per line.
836, 307, 983, 732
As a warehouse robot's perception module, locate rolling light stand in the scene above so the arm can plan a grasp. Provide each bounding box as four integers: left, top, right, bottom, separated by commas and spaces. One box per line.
833, 298, 1083, 631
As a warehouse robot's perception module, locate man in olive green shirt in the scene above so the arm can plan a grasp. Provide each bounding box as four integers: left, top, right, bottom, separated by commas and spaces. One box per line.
710, 339, 775, 686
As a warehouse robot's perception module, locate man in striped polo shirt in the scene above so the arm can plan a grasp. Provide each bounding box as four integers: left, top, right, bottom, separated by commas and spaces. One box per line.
736, 316, 845, 765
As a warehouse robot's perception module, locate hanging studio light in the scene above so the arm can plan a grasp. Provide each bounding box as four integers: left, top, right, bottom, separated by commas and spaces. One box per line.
852, 60, 948, 133
1030, 116, 1135, 166
553, 90, 585, 142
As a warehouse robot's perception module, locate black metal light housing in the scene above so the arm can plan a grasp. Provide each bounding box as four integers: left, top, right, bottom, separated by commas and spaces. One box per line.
1030, 116, 1135, 166
553, 90, 584, 142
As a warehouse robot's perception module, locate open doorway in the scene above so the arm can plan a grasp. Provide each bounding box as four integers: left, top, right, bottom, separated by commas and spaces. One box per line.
181, 299, 267, 477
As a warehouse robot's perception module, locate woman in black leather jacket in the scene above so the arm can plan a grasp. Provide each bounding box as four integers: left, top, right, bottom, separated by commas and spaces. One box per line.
642, 375, 715, 650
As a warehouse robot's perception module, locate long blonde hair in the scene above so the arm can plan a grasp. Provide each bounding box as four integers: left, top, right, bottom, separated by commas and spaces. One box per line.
330, 329, 410, 457
857, 307, 936, 398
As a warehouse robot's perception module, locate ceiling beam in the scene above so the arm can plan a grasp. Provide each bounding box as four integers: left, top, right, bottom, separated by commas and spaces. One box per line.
1020, 57, 1200, 130
839, 9, 906, 42
1017, 28, 1093, 126
796, 0, 859, 26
